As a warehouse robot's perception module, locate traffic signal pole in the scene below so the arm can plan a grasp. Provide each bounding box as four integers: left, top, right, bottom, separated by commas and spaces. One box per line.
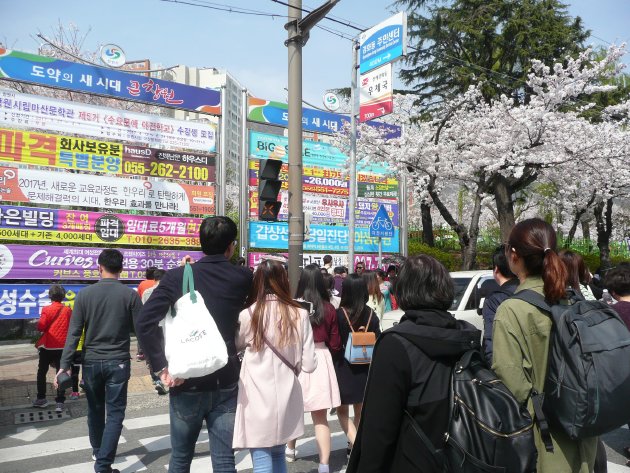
287, 0, 304, 294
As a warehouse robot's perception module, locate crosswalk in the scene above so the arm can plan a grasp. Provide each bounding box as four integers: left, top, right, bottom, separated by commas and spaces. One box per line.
0, 409, 349, 473
1, 408, 628, 473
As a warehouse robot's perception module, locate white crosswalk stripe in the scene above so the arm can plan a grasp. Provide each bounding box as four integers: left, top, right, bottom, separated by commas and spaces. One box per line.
1, 409, 627, 473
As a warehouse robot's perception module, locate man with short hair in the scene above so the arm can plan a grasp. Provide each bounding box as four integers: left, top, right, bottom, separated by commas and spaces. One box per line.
57, 249, 142, 473
482, 245, 519, 364
136, 216, 253, 473
333, 266, 346, 296
323, 254, 334, 275
355, 261, 366, 275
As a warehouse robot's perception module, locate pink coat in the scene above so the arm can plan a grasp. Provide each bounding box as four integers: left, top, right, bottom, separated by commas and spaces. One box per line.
232, 297, 317, 449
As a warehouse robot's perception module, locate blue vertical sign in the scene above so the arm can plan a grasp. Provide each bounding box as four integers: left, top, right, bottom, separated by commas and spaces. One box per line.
359, 12, 408, 74
369, 205, 395, 238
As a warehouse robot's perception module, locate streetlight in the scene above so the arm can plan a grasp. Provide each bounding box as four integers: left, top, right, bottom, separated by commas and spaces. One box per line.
285, 0, 339, 293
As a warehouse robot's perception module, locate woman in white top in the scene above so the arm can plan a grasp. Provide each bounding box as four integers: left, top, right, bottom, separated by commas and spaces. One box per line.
233, 259, 317, 473
362, 271, 385, 321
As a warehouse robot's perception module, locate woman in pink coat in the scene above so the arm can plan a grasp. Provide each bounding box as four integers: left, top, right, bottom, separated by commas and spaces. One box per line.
233, 258, 317, 472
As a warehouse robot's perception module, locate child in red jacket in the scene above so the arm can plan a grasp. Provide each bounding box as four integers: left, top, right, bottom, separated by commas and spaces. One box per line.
33, 284, 72, 412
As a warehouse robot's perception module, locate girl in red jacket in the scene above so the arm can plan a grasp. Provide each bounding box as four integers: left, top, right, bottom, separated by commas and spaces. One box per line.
33, 284, 72, 412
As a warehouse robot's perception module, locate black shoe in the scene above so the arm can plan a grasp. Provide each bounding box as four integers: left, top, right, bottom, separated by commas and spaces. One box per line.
97, 469, 119, 473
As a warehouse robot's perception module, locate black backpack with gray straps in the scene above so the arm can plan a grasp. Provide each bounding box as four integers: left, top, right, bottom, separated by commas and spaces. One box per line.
512, 289, 630, 445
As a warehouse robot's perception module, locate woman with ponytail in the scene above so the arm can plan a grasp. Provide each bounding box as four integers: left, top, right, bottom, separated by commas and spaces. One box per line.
492, 218, 597, 473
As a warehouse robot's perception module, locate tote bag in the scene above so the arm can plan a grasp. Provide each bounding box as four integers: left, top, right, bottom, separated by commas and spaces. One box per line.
163, 263, 228, 379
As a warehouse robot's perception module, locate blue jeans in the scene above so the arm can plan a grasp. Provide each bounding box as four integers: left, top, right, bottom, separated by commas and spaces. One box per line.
168, 383, 238, 473
83, 359, 130, 473
251, 445, 287, 473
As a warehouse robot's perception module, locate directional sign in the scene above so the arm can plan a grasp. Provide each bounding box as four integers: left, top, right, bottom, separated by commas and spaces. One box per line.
360, 63, 393, 122
369, 205, 395, 238
359, 12, 407, 74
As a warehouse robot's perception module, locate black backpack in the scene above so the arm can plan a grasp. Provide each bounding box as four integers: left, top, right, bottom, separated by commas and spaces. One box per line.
512, 290, 630, 445
404, 349, 538, 473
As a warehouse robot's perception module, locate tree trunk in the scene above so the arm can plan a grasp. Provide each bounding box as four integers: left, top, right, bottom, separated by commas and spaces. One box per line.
494, 175, 515, 242
594, 198, 614, 271
581, 219, 591, 248
461, 190, 484, 270
421, 203, 435, 247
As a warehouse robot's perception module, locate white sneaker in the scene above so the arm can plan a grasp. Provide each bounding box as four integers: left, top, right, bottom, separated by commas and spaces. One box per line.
285, 447, 297, 462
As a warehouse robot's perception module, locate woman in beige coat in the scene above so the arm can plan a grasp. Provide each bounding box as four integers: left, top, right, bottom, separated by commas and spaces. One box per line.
233, 258, 317, 473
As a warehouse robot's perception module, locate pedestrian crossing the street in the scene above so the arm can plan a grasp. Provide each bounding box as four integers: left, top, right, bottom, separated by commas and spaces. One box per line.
1, 409, 629, 473
0, 409, 350, 473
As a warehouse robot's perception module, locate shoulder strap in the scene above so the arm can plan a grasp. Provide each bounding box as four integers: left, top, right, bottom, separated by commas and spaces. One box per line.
364, 309, 374, 333
182, 263, 197, 303
510, 289, 552, 313
341, 307, 355, 333
247, 306, 300, 376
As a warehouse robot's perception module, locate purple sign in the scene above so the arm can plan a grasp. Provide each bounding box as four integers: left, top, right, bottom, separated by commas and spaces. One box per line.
0, 244, 204, 281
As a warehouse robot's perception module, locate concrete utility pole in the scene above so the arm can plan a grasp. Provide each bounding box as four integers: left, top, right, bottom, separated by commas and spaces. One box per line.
285, 0, 339, 293
348, 41, 359, 273
239, 88, 248, 260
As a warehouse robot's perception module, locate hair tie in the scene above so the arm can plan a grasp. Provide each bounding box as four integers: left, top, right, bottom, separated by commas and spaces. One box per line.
544, 248, 552, 255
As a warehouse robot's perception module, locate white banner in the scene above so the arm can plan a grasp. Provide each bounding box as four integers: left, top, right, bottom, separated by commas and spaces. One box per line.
0, 166, 214, 214
0, 89, 217, 153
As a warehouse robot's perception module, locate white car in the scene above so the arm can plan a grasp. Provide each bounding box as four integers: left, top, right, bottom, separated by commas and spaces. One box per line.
381, 270, 494, 331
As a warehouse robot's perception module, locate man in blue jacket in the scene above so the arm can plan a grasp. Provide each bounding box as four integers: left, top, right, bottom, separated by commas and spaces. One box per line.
135, 216, 252, 473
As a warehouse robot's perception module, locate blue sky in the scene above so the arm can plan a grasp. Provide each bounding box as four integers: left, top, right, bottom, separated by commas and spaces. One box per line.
2, 1, 629, 105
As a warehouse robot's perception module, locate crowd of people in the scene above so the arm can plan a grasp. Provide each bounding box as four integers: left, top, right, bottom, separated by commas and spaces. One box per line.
29, 215, 630, 473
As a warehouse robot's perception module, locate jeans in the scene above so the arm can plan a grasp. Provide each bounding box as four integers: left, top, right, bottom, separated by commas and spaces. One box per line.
251, 445, 287, 473
36, 348, 65, 403
83, 359, 130, 473
168, 383, 238, 473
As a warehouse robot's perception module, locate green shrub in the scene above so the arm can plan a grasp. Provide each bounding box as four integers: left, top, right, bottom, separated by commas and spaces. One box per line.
408, 239, 458, 271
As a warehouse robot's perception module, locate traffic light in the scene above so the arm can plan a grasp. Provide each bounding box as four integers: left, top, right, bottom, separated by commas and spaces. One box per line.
258, 159, 282, 221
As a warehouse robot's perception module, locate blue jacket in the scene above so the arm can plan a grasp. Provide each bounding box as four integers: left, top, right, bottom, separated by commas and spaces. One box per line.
482, 278, 518, 365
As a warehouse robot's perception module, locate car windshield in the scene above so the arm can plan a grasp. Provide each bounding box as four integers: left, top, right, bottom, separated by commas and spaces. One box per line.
451, 277, 472, 310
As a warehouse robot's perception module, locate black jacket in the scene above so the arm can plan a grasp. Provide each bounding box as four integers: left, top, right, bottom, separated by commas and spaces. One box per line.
481, 278, 519, 364
135, 254, 252, 395
346, 309, 481, 473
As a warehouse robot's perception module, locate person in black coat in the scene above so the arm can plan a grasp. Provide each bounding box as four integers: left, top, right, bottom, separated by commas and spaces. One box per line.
333, 274, 380, 455
346, 255, 481, 473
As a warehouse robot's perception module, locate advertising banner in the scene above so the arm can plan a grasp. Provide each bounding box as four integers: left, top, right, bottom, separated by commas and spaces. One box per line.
0, 166, 215, 214
0, 244, 204, 281
249, 131, 393, 175
248, 97, 402, 139
359, 12, 407, 74
249, 191, 399, 226
0, 128, 215, 183
360, 63, 394, 122
0, 205, 202, 247
247, 252, 391, 271
249, 222, 399, 253
0, 90, 217, 153
248, 159, 398, 198
0, 49, 221, 114
0, 283, 86, 320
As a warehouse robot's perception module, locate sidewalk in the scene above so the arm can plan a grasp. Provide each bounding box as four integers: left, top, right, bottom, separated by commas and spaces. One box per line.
0, 338, 156, 412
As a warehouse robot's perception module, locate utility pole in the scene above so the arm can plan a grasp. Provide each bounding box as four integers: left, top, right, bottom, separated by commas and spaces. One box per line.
347, 41, 359, 273
285, 0, 339, 293
217, 85, 227, 215
239, 88, 248, 260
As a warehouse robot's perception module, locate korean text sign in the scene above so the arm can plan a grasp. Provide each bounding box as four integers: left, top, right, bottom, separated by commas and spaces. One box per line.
249, 221, 399, 253
0, 284, 88, 320
0, 166, 215, 214
0, 204, 203, 247
0, 128, 216, 184
0, 244, 204, 281
0, 49, 221, 114
359, 12, 407, 73
247, 252, 391, 271
0, 90, 217, 153
359, 64, 394, 122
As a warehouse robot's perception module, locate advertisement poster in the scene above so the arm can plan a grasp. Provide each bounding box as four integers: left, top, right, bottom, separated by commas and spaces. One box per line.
0, 205, 202, 247
249, 221, 399, 253
247, 252, 391, 271
0, 128, 216, 183
249, 191, 399, 226
0, 166, 215, 214
0, 244, 204, 281
0, 49, 221, 114
0, 90, 217, 153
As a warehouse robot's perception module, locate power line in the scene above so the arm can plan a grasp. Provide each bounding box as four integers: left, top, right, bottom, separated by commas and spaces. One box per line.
160, 0, 286, 18
269, 0, 364, 32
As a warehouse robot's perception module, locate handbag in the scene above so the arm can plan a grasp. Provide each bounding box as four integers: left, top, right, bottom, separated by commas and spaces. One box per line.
162, 263, 228, 379
342, 308, 376, 364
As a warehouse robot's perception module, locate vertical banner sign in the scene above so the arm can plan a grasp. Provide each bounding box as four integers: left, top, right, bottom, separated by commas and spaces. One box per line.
0, 49, 221, 114
359, 12, 408, 74
360, 63, 394, 122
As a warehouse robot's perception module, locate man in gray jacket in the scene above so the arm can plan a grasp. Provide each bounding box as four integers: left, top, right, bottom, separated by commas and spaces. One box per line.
57, 249, 142, 473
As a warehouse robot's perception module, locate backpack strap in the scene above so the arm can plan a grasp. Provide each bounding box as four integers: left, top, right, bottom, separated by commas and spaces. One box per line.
341, 307, 356, 333
363, 309, 374, 333
510, 289, 551, 313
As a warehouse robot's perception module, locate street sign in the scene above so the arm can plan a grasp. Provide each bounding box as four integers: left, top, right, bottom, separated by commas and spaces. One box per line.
100, 44, 126, 68
359, 12, 407, 74
369, 205, 395, 238
360, 63, 393, 122
323, 92, 340, 111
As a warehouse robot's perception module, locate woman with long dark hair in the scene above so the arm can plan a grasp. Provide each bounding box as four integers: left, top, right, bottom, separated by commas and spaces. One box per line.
233, 259, 317, 473
333, 274, 380, 457
558, 250, 596, 300
286, 264, 341, 473
493, 218, 597, 472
